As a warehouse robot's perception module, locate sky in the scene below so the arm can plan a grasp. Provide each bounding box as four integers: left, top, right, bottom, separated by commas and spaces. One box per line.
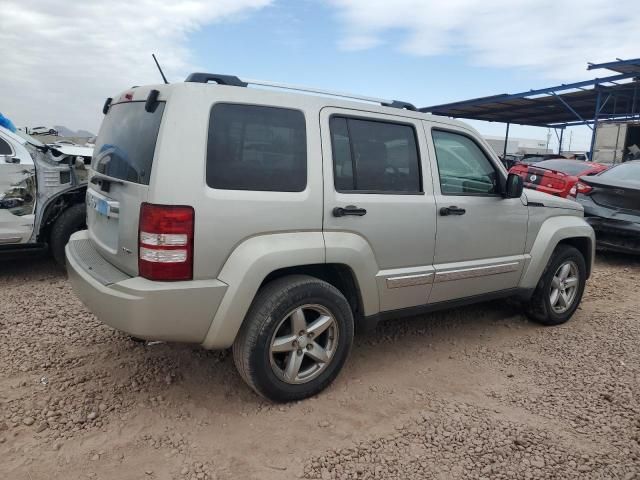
1, 0, 639, 150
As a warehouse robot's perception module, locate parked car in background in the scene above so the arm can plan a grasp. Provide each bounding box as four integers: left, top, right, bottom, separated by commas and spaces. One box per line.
572, 161, 640, 254
29, 126, 59, 136
510, 159, 608, 198
568, 152, 589, 161
499, 154, 521, 169
0, 126, 90, 264
66, 73, 595, 402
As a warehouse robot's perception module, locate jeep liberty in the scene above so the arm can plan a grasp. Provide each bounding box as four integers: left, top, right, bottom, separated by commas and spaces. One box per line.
66, 74, 595, 402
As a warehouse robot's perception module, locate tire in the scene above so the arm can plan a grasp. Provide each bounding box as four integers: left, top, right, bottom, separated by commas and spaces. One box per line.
233, 275, 354, 402
49, 203, 86, 267
525, 244, 586, 326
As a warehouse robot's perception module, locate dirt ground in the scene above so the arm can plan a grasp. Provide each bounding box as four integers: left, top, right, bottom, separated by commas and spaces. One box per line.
1, 252, 639, 480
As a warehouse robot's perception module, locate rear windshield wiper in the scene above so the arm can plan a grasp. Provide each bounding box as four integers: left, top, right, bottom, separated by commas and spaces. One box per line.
90, 172, 125, 192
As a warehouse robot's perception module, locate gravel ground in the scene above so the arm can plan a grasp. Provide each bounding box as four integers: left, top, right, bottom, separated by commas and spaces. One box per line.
1, 252, 639, 479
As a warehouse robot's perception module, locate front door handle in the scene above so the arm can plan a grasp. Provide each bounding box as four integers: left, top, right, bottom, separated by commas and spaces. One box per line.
439, 206, 466, 216
333, 205, 367, 217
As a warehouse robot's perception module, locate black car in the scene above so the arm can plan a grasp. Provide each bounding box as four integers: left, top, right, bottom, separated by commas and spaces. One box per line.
572, 160, 640, 254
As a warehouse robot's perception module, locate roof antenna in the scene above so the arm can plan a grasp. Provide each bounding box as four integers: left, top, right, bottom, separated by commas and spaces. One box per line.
152, 53, 169, 84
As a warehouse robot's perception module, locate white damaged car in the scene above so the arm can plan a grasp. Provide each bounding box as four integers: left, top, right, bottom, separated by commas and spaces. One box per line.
0, 126, 91, 264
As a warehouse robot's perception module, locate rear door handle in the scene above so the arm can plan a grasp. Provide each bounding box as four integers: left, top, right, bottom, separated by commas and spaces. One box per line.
439, 206, 466, 216
333, 205, 367, 217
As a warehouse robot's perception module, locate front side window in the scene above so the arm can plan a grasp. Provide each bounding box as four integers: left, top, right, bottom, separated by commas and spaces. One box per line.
432, 130, 499, 195
330, 116, 421, 193
0, 137, 13, 156
207, 104, 307, 192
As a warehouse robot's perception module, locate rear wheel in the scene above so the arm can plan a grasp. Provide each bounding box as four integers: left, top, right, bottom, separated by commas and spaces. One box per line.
49, 203, 86, 267
233, 275, 354, 402
526, 244, 586, 325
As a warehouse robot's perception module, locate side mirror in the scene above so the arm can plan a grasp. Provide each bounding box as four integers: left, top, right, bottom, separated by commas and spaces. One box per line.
505, 173, 523, 198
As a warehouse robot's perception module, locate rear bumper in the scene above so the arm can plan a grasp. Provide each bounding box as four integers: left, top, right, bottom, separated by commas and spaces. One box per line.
66, 231, 228, 343
585, 216, 640, 254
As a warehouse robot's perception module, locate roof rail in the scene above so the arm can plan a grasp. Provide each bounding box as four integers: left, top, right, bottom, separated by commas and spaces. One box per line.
184, 72, 416, 111
185, 73, 247, 87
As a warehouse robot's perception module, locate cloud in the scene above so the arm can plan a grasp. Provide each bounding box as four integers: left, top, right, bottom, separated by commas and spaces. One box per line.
0, 0, 271, 132
327, 0, 640, 79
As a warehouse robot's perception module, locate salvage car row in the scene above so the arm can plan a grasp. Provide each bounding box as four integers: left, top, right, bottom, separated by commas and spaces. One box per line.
507, 156, 640, 254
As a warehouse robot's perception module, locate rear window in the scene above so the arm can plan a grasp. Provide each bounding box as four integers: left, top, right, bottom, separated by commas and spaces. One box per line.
598, 162, 640, 184
206, 104, 307, 192
93, 101, 165, 185
535, 159, 588, 176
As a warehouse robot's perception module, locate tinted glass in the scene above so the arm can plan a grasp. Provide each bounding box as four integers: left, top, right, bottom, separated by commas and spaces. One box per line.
432, 130, 498, 195
330, 117, 421, 193
330, 117, 353, 191
0, 137, 12, 155
599, 162, 640, 184
521, 156, 545, 164
93, 102, 165, 185
207, 104, 306, 192
536, 159, 590, 176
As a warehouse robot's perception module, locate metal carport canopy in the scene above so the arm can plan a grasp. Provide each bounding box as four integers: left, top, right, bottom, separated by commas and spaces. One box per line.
419, 58, 640, 129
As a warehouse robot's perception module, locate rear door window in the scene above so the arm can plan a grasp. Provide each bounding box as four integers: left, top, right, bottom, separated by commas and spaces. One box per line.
93, 101, 165, 185
207, 104, 307, 192
329, 116, 421, 193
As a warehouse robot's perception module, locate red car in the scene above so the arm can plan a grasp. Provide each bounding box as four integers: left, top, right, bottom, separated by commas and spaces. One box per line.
509, 159, 608, 198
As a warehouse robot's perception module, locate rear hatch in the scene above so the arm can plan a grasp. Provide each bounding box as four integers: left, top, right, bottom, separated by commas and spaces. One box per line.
87, 91, 166, 275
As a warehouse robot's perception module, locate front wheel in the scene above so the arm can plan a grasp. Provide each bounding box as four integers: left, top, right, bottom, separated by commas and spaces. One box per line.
233, 275, 354, 402
526, 245, 587, 326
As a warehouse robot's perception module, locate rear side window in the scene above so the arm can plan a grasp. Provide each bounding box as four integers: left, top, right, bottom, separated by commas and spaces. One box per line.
0, 137, 12, 155
93, 101, 165, 185
207, 104, 307, 192
330, 116, 421, 193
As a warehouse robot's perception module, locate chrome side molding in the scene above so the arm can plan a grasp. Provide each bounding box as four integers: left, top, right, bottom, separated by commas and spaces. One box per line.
434, 262, 520, 283
386, 272, 434, 289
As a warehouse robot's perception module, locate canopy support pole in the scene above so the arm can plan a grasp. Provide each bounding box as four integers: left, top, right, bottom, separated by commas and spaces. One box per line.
589, 88, 602, 161
503, 122, 510, 158
558, 128, 564, 155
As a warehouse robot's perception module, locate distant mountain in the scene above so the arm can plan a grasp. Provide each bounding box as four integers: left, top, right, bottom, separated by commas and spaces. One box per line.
53, 125, 95, 137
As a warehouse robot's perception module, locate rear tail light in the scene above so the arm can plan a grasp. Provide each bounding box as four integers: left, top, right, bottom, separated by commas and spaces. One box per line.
569, 182, 593, 197
543, 177, 566, 191
138, 203, 194, 281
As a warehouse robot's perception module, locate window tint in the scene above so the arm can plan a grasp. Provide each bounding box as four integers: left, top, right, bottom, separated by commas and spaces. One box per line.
599, 162, 640, 184
93, 102, 165, 185
432, 130, 499, 195
330, 116, 421, 193
207, 104, 306, 192
535, 159, 590, 176
0, 137, 12, 155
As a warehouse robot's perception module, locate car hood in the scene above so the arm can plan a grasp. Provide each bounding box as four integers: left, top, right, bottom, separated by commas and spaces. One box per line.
524, 188, 583, 211
49, 144, 94, 158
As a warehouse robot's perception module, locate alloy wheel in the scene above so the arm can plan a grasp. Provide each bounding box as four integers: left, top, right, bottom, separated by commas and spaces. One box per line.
269, 304, 339, 384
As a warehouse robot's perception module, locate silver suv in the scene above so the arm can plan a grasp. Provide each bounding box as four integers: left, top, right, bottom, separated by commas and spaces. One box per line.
66, 74, 595, 402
